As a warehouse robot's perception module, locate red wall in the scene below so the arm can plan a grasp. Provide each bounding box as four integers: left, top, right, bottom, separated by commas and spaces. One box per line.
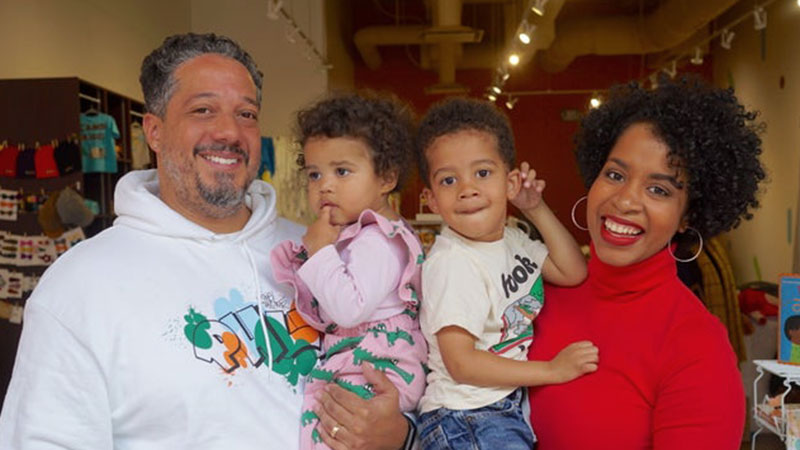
354, 46, 712, 244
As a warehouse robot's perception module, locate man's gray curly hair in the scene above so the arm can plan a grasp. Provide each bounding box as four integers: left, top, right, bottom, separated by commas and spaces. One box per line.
139, 33, 263, 117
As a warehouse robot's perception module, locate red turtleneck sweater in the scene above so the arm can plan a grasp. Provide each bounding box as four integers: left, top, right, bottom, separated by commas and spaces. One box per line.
528, 246, 744, 449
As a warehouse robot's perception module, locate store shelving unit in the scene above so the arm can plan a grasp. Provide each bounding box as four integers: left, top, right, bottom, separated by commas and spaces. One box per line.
752, 359, 800, 449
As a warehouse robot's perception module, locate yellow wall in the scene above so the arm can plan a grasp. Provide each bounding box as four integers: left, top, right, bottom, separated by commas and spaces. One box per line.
0, 0, 330, 137
0, 0, 191, 100
191, 0, 328, 137
713, 1, 800, 284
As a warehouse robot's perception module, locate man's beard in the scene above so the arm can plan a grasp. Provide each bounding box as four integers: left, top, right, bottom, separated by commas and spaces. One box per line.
162, 144, 256, 219
196, 170, 248, 211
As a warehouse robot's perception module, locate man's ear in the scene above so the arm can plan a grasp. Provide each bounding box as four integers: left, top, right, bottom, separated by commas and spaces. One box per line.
423, 187, 439, 214
142, 113, 163, 154
506, 168, 522, 200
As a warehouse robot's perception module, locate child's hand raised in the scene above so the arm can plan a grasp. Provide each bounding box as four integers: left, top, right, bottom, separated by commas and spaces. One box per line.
303, 206, 342, 257
547, 340, 599, 384
510, 161, 546, 212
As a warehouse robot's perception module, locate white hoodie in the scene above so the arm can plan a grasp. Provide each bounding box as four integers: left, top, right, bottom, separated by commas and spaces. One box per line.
0, 170, 316, 449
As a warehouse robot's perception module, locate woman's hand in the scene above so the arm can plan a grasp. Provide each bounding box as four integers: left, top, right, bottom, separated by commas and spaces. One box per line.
548, 340, 599, 383
314, 363, 409, 450
510, 161, 546, 212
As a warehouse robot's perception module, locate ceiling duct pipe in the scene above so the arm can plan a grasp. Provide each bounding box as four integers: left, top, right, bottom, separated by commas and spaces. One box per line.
353, 0, 484, 92
353, 26, 426, 70
538, 0, 739, 72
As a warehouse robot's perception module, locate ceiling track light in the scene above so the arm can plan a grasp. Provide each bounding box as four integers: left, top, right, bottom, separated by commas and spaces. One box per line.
487, 92, 497, 102
496, 67, 510, 82
589, 92, 601, 109
649, 73, 659, 90
531, 0, 548, 16
267, 0, 283, 20
491, 85, 502, 95
753, 6, 767, 31
518, 21, 535, 45
508, 53, 520, 66
285, 24, 299, 44
663, 60, 677, 79
720, 28, 735, 50
505, 96, 518, 110
690, 47, 704, 65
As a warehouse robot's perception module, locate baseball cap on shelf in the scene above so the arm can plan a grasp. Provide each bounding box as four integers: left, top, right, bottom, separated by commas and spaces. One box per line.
56, 187, 95, 228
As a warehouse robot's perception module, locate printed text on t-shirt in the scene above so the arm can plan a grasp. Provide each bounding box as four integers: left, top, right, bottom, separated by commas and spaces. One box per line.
501, 254, 538, 298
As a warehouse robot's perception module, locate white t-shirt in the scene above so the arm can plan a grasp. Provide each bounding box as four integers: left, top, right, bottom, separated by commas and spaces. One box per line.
419, 225, 548, 413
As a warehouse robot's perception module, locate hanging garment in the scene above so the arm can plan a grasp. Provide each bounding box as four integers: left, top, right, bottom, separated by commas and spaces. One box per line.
129, 122, 151, 169
80, 112, 120, 173
0, 146, 19, 177
34, 144, 59, 179
695, 236, 747, 362
259, 136, 275, 179
54, 140, 82, 175
16, 148, 36, 178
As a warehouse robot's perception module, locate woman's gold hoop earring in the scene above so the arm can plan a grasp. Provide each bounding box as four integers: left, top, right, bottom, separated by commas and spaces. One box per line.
571, 196, 588, 231
667, 227, 704, 263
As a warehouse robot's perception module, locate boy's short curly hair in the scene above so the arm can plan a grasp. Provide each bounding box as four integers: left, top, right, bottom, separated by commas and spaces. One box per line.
574, 75, 766, 240
295, 91, 414, 192
415, 98, 515, 187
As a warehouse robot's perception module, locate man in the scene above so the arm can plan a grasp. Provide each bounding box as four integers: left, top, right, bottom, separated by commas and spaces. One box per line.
0, 33, 410, 449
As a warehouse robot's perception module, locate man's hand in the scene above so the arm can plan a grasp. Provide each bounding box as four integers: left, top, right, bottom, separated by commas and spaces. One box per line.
314, 363, 409, 450
303, 207, 342, 256
548, 340, 599, 383
510, 161, 546, 212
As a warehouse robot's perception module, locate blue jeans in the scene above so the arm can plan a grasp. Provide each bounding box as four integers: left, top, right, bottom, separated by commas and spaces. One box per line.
418, 388, 535, 450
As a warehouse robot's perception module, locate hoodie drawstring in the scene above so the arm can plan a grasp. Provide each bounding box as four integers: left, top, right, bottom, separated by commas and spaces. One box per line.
241, 241, 273, 381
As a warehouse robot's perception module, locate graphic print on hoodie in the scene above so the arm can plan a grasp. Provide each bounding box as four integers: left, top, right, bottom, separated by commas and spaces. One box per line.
182, 287, 320, 386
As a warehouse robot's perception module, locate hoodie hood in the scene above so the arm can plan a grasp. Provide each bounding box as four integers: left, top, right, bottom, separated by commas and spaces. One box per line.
113, 169, 277, 242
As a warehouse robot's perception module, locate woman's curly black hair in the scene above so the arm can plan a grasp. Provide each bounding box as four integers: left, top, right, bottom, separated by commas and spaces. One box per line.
415, 97, 515, 187
574, 74, 766, 240
295, 91, 414, 192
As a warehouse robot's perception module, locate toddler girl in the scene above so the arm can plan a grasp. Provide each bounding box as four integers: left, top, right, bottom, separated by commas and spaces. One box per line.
270, 92, 427, 449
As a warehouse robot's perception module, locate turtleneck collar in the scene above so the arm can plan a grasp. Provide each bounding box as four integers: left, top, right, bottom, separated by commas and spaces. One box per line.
587, 242, 677, 302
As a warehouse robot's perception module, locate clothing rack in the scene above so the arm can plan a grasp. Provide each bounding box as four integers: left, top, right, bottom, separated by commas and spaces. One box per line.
79, 93, 101, 104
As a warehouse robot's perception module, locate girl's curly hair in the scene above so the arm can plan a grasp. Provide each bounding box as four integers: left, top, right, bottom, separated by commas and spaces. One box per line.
574, 74, 766, 239
295, 91, 414, 192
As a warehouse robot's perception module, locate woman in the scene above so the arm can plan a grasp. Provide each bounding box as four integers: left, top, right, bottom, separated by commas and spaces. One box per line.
528, 75, 765, 449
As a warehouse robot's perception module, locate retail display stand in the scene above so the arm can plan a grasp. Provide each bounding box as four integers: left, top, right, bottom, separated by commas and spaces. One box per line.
0, 77, 146, 408
752, 359, 800, 449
